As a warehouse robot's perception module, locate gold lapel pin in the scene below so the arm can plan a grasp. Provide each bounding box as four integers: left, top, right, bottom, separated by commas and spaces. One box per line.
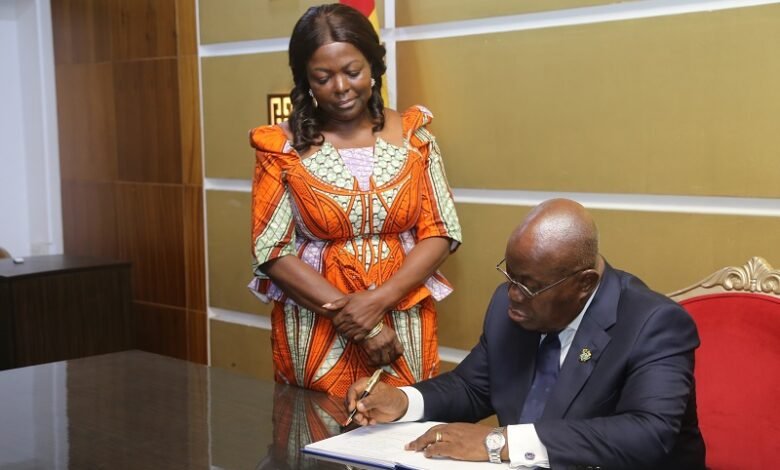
579, 347, 593, 363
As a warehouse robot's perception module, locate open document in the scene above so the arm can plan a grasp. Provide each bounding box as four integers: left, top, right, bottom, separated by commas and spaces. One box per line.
303, 422, 509, 469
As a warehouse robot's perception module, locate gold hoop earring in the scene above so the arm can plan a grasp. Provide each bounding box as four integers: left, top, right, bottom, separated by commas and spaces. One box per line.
308, 89, 318, 108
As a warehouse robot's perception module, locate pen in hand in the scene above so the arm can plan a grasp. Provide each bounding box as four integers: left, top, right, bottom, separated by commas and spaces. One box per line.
344, 368, 383, 427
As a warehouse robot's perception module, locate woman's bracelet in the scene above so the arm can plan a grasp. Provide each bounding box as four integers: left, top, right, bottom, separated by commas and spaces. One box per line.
363, 321, 384, 341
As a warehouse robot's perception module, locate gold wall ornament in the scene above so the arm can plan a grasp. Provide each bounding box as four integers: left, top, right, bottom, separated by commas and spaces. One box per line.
267, 94, 292, 125
669, 256, 780, 299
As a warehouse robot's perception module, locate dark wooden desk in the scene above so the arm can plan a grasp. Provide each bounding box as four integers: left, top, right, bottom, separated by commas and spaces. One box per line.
0, 255, 132, 370
0, 351, 352, 469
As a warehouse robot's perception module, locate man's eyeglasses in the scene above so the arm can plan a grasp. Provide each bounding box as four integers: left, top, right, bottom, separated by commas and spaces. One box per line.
495, 258, 588, 299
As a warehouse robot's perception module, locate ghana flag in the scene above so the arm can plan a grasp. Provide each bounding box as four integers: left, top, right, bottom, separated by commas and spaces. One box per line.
339, 0, 390, 105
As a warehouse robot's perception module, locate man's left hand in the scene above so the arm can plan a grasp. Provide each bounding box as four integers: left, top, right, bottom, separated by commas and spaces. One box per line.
405, 423, 494, 461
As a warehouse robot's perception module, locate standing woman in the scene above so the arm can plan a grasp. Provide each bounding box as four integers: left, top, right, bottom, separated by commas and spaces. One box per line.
249, 3, 461, 397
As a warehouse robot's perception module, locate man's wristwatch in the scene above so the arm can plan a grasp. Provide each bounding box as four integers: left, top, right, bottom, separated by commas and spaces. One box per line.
485, 426, 506, 464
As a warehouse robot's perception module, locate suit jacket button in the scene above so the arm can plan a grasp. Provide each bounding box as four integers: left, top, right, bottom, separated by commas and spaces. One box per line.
524, 452, 535, 460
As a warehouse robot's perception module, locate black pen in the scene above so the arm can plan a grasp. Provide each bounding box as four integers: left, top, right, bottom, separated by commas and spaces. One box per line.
344, 368, 383, 426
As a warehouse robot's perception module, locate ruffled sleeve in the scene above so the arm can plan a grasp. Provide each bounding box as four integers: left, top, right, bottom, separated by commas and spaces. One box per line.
402, 105, 462, 251
249, 125, 299, 297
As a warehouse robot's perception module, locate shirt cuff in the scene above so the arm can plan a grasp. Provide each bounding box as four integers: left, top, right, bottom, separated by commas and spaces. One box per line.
507, 424, 550, 468
396, 386, 425, 422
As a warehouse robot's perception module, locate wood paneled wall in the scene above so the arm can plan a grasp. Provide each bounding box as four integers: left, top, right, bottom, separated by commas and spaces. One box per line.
52, 0, 206, 363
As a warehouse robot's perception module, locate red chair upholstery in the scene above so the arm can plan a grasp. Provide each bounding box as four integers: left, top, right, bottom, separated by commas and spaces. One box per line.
668, 257, 780, 470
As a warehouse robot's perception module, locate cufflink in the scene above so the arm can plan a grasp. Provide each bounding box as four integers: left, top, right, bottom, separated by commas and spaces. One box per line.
579, 347, 592, 363
524, 452, 536, 460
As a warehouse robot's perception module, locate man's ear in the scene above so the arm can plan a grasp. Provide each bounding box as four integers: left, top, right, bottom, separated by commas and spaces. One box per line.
579, 270, 600, 294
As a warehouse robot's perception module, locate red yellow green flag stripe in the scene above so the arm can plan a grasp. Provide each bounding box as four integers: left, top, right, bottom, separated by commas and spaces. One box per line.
339, 0, 390, 105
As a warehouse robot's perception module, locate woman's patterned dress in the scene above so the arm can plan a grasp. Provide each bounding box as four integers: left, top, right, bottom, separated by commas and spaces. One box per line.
249, 106, 461, 397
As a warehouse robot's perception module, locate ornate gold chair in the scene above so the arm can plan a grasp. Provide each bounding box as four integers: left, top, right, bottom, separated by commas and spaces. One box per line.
668, 257, 780, 469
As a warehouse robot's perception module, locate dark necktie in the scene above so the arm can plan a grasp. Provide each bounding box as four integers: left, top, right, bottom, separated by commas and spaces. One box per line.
519, 332, 561, 424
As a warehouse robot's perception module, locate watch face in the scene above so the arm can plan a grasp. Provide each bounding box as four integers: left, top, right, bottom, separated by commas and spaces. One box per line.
486, 433, 505, 450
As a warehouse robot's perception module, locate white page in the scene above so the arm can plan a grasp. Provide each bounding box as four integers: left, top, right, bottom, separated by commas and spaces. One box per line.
304, 422, 508, 469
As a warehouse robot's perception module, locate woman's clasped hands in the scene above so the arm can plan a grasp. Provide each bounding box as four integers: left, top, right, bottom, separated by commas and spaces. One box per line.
323, 288, 404, 366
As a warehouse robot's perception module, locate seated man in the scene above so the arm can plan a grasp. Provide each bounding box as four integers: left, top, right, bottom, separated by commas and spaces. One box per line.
346, 198, 705, 469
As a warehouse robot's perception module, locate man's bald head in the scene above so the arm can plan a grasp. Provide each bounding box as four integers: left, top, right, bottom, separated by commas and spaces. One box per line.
501, 199, 602, 332
509, 199, 599, 275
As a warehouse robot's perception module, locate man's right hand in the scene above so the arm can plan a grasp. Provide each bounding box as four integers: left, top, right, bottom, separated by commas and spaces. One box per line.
345, 378, 409, 426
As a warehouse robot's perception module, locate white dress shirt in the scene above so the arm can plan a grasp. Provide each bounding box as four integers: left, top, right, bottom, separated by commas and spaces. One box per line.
397, 284, 600, 468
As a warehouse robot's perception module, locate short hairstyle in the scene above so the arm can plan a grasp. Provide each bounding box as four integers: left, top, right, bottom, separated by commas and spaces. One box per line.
287, 3, 386, 153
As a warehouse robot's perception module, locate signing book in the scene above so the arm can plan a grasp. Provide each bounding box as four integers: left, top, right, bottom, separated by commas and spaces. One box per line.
303, 422, 508, 469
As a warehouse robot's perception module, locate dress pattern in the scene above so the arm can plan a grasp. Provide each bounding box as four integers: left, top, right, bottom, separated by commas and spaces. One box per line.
249, 106, 461, 397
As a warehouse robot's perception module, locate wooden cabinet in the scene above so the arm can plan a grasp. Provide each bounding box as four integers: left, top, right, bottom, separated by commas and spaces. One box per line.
0, 255, 132, 369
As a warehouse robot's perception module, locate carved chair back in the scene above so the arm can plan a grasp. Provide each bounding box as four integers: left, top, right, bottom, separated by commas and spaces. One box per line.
668, 257, 780, 469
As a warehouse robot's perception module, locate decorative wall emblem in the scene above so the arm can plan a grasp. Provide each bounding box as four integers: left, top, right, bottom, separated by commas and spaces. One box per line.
268, 94, 292, 125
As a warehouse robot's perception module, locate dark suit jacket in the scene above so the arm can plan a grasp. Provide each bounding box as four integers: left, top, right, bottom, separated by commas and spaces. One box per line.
414, 263, 705, 469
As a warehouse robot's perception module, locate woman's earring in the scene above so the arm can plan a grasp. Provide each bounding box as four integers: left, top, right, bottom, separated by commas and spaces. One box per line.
370, 78, 376, 88
308, 89, 318, 108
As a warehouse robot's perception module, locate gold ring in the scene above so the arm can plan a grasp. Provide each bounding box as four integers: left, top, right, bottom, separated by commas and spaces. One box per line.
435, 431, 442, 443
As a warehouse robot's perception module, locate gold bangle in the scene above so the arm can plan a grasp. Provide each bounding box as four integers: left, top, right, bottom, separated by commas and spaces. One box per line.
364, 322, 384, 341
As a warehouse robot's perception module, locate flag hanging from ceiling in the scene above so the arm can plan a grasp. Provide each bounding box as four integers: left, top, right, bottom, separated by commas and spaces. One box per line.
339, 0, 377, 22
339, 0, 389, 106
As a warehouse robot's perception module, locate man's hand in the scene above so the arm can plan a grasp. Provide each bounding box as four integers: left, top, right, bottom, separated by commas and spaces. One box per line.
405, 423, 495, 461
325, 289, 393, 341
361, 325, 404, 366
345, 378, 409, 425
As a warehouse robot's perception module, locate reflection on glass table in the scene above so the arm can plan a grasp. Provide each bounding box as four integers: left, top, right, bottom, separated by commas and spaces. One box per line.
0, 350, 376, 469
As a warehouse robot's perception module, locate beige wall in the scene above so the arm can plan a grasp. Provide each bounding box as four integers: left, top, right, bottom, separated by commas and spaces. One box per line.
395, 0, 617, 26
396, 6, 780, 197
199, 0, 385, 44
199, 1, 780, 380
202, 53, 291, 179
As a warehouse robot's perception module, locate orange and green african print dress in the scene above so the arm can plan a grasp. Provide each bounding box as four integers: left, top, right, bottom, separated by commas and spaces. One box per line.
249, 106, 462, 397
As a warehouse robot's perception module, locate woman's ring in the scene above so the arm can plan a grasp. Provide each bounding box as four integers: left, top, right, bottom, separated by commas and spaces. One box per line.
435, 431, 442, 443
